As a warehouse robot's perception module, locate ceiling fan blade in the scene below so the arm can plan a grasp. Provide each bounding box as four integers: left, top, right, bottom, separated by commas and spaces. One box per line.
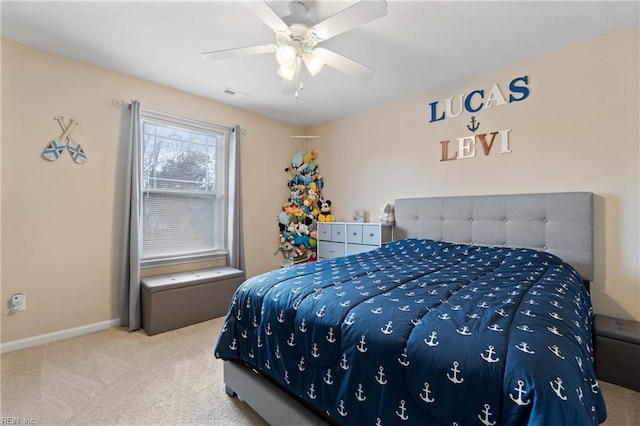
243, 1, 291, 37
314, 47, 375, 80
201, 44, 277, 61
309, 0, 388, 42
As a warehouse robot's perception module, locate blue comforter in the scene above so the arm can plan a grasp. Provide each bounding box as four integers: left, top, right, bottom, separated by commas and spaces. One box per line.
215, 239, 606, 425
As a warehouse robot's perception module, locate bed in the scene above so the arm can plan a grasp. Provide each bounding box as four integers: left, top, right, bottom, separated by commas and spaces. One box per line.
215, 192, 606, 425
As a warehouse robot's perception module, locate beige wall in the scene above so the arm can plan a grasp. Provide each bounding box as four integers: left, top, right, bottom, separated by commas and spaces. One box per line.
1, 39, 298, 342
2, 25, 639, 344
311, 25, 640, 321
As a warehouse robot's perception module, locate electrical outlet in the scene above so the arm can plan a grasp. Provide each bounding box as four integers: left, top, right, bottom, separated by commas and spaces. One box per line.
11, 293, 26, 312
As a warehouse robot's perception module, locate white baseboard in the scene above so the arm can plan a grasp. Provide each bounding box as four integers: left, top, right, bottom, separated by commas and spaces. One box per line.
0, 318, 121, 353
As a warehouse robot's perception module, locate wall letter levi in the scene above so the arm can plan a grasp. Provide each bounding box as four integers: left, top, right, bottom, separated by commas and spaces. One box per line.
440, 140, 457, 162
498, 129, 512, 153
457, 136, 476, 159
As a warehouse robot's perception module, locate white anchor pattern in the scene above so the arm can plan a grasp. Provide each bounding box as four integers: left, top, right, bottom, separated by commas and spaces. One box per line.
214, 239, 606, 425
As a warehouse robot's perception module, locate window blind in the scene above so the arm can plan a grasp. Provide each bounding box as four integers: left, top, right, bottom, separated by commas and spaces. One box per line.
140, 112, 228, 264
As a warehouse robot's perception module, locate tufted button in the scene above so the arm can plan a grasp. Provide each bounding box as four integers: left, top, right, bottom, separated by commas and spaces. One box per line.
543, 218, 548, 223
543, 246, 548, 250
469, 218, 474, 222
504, 218, 508, 222
441, 217, 445, 221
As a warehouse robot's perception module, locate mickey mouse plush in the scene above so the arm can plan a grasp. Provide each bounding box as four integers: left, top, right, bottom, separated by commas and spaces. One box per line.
318, 199, 334, 222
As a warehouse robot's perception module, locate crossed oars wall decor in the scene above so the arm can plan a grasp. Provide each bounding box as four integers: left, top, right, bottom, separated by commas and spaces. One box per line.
42, 116, 87, 164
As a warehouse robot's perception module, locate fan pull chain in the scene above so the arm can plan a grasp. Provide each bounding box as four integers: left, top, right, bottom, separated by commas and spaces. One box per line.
295, 81, 304, 99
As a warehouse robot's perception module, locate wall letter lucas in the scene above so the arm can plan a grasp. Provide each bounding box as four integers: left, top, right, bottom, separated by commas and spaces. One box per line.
428, 75, 529, 123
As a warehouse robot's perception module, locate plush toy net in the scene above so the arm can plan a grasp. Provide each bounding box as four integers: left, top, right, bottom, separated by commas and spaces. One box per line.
277, 149, 331, 267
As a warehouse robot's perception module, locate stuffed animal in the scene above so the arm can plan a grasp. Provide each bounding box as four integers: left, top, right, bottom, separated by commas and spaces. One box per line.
291, 150, 305, 168
318, 199, 334, 222
293, 244, 311, 264
278, 223, 296, 244
309, 228, 318, 241
288, 183, 303, 203
278, 211, 290, 228
283, 203, 305, 218
306, 187, 319, 204
291, 216, 313, 246
379, 203, 395, 223
297, 172, 313, 186
303, 150, 317, 164
292, 228, 309, 246
275, 240, 295, 268
308, 234, 317, 248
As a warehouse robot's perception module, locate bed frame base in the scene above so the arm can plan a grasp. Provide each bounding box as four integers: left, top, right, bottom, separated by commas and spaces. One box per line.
223, 360, 331, 425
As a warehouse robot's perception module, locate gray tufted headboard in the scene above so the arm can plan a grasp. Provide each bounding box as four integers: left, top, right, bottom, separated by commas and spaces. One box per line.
394, 192, 594, 281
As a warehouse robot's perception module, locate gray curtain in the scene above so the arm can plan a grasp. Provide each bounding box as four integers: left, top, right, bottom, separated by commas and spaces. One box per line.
120, 100, 142, 331
227, 126, 245, 271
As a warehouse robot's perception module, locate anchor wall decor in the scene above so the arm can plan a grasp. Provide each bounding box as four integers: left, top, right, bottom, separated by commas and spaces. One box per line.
42, 116, 87, 164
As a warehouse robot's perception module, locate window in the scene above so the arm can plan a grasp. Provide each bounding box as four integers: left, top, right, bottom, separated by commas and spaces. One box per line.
140, 110, 230, 267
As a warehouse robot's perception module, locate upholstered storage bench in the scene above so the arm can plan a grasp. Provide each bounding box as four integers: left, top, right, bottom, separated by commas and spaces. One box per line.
593, 314, 640, 391
141, 267, 244, 336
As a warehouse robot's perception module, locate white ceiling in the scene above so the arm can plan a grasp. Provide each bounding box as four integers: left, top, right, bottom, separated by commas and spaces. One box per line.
2, 1, 638, 128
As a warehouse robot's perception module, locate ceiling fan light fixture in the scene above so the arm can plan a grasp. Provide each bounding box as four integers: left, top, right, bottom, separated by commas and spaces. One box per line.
202, 0, 389, 96
303, 51, 324, 76
276, 45, 297, 67
278, 64, 296, 81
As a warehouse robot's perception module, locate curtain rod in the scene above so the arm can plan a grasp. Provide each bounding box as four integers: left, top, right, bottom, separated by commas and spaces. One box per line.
106, 98, 241, 134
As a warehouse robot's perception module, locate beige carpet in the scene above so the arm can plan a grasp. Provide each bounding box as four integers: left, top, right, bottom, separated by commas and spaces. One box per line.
1, 318, 638, 425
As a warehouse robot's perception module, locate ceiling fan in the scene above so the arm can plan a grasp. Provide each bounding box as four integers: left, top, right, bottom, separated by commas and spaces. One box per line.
201, 0, 388, 97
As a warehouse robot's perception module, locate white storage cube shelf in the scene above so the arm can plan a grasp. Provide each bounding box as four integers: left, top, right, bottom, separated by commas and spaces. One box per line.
317, 222, 393, 259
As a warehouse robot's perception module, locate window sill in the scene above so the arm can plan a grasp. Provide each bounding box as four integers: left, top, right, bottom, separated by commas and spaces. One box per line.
141, 251, 228, 270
